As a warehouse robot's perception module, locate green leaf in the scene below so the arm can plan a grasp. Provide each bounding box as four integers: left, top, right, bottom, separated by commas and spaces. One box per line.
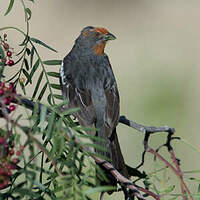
30, 46, 34, 68
26, 48, 31, 55
53, 94, 63, 100
4, 0, 15, 16
38, 82, 48, 101
47, 72, 60, 78
25, 8, 32, 20
84, 186, 116, 195
47, 93, 52, 105
32, 71, 44, 99
29, 59, 40, 83
198, 184, 200, 193
53, 123, 65, 155
19, 80, 26, 95
12, 188, 40, 198
43, 60, 62, 66
54, 100, 68, 108
19, 34, 29, 46
24, 58, 29, 70
22, 69, 32, 84
0, 46, 5, 59
0, 62, 6, 68
34, 180, 46, 191
30, 38, 57, 52
40, 106, 47, 132
50, 84, 61, 90
46, 111, 56, 140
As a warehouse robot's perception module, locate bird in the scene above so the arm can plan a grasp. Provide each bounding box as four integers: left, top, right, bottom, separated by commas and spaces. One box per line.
60, 26, 129, 189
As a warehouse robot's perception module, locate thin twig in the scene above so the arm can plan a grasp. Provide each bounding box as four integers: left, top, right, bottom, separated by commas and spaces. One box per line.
148, 147, 193, 200
170, 150, 191, 200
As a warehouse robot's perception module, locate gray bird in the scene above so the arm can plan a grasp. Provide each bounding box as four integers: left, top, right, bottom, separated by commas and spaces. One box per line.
60, 26, 129, 186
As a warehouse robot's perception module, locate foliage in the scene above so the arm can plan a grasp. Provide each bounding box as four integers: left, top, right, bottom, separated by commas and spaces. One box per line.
0, 1, 111, 199
0, 1, 200, 200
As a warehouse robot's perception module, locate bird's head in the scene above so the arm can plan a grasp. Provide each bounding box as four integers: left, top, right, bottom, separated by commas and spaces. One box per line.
75, 26, 116, 56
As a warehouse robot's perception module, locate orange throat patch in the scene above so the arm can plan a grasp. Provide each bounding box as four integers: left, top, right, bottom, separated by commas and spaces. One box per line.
94, 42, 106, 56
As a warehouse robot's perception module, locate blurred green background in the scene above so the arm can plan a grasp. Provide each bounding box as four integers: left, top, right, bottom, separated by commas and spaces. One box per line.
1, 0, 200, 199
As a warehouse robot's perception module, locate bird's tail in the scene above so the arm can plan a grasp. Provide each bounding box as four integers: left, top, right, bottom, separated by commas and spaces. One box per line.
96, 128, 129, 187
109, 128, 129, 178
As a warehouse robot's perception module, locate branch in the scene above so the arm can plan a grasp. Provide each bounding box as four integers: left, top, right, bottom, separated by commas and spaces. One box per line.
119, 115, 175, 168
119, 115, 193, 199
119, 115, 175, 135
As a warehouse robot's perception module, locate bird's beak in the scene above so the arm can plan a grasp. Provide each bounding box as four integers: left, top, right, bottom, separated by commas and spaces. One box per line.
104, 32, 116, 41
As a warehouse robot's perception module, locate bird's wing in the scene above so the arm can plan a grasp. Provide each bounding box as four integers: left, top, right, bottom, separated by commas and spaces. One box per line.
104, 83, 120, 134
60, 60, 96, 132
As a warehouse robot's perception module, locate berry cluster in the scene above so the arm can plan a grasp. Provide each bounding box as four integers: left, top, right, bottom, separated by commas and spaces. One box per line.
0, 82, 16, 115
0, 34, 15, 66
0, 130, 24, 190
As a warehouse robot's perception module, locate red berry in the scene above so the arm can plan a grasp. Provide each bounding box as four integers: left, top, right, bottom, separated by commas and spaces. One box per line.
4, 98, 10, 105
2, 58, 7, 63
7, 163, 16, 170
6, 170, 12, 176
9, 82, 14, 89
9, 149, 14, 155
12, 158, 19, 164
3, 179, 9, 187
16, 150, 21, 156
0, 89, 4, 95
3, 43, 9, 50
4, 144, 8, 151
7, 51, 12, 57
0, 183, 5, 190
0, 137, 5, 144
8, 131, 12, 135
0, 168, 5, 175
0, 82, 5, 87
10, 164, 16, 170
3, 87, 8, 92
7, 60, 14, 66
8, 83, 15, 93
9, 105, 16, 112
7, 164, 12, 170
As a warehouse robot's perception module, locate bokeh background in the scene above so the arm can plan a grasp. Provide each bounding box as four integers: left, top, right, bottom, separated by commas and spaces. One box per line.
1, 0, 200, 199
